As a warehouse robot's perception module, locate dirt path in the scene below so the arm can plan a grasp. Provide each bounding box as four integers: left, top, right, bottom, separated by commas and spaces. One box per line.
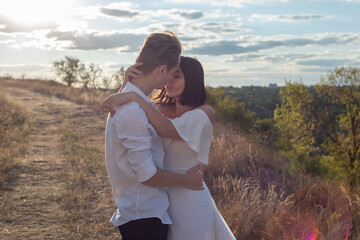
0, 87, 118, 239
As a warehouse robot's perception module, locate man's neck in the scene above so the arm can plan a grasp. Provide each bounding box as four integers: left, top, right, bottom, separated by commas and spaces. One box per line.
130, 75, 154, 96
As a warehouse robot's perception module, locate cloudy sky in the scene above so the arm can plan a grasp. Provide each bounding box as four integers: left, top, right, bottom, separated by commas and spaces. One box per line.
0, 0, 359, 87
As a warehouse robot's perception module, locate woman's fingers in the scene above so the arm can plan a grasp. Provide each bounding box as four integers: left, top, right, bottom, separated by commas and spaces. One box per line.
100, 96, 111, 114
188, 164, 202, 173
100, 95, 117, 117
126, 69, 141, 77
127, 71, 139, 79
131, 67, 142, 74
126, 63, 143, 76
133, 62, 143, 67
109, 98, 117, 117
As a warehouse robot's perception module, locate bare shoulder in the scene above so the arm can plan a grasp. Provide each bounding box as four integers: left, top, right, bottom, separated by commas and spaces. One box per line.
197, 105, 215, 124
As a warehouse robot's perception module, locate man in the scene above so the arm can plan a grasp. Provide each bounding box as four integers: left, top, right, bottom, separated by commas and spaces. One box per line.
103, 31, 203, 240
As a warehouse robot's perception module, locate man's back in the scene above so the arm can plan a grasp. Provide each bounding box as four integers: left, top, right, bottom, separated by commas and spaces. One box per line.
105, 84, 171, 227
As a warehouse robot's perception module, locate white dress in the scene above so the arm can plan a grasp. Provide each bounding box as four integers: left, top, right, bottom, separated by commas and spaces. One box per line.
163, 108, 236, 240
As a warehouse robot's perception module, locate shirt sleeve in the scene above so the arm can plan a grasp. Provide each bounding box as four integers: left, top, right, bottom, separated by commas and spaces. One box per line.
113, 106, 157, 182
169, 109, 213, 165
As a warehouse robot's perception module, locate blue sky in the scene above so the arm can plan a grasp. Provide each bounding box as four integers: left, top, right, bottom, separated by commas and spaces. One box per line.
0, 0, 359, 87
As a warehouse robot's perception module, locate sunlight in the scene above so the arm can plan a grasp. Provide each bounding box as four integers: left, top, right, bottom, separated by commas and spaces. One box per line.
1, 0, 74, 24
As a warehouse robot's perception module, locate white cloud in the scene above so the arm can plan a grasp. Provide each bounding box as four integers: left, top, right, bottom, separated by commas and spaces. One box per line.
0, 39, 14, 44
145, 21, 248, 42
57, 20, 88, 32
0, 63, 50, 72
297, 58, 360, 67
99, 8, 140, 18
106, 2, 140, 9
71, 2, 141, 21
166, 0, 290, 8
188, 33, 360, 55
249, 14, 333, 22
170, 10, 204, 20
46, 30, 147, 51
226, 52, 360, 69
70, 6, 100, 20
0, 63, 54, 79
0, 15, 57, 33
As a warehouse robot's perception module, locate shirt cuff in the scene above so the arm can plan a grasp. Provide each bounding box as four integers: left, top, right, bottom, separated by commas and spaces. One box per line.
135, 160, 157, 183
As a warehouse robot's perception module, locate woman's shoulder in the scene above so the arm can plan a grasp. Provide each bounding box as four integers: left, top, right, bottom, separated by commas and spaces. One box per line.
196, 105, 215, 124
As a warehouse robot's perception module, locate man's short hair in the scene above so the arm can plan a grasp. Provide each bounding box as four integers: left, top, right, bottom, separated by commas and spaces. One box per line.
137, 31, 182, 75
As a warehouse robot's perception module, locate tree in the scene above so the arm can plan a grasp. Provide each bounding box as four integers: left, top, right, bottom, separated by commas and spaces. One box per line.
274, 79, 317, 172
275, 67, 360, 187
314, 67, 360, 187
101, 76, 113, 89
112, 66, 125, 90
80, 63, 102, 89
206, 87, 255, 130
53, 56, 83, 87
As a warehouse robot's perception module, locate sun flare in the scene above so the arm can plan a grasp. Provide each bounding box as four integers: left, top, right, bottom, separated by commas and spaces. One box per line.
1, 0, 74, 24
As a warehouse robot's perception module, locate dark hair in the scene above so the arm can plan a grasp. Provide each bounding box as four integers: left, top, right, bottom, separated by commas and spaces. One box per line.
137, 31, 182, 75
153, 56, 206, 107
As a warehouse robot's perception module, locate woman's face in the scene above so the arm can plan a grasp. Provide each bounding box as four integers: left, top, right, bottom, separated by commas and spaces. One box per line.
164, 66, 185, 98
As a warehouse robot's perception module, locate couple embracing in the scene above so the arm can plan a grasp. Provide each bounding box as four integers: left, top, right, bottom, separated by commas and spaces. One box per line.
101, 31, 236, 240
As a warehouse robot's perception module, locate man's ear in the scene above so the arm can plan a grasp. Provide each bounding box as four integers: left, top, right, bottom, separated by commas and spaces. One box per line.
158, 65, 167, 75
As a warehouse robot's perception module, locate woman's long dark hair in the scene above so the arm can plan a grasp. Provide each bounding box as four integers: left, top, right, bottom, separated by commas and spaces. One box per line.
153, 56, 206, 107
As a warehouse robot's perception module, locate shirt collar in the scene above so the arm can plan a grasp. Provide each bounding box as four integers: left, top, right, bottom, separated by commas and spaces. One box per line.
122, 82, 151, 103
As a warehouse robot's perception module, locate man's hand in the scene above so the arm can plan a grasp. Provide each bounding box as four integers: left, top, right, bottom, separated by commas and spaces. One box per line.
185, 165, 204, 190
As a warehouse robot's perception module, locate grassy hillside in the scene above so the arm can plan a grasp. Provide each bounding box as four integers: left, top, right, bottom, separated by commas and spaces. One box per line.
1, 77, 360, 239
0, 91, 31, 189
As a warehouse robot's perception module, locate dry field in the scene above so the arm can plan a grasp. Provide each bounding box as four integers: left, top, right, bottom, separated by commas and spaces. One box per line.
1, 78, 359, 240
0, 82, 120, 239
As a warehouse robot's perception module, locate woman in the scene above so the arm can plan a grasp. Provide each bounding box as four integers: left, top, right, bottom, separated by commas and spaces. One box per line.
102, 56, 235, 240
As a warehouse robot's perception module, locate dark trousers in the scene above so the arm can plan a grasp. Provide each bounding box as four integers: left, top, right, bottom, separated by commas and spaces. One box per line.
118, 217, 168, 240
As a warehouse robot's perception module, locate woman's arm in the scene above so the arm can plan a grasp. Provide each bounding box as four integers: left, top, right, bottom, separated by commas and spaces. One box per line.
101, 92, 181, 139
130, 93, 181, 139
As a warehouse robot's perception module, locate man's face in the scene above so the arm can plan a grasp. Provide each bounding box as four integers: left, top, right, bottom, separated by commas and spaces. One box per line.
155, 55, 181, 89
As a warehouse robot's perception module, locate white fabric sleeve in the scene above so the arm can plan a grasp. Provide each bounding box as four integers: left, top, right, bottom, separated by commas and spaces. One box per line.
169, 109, 213, 165
114, 107, 157, 182
150, 101, 161, 111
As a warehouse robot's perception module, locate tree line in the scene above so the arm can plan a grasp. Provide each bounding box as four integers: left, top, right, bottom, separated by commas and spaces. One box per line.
275, 67, 360, 190
212, 66, 360, 191
53, 56, 125, 89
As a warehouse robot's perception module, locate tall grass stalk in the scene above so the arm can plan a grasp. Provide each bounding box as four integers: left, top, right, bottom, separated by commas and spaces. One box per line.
0, 92, 31, 189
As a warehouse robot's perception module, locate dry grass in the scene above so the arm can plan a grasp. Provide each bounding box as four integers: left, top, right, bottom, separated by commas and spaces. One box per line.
58, 118, 119, 239
262, 183, 352, 240
205, 123, 360, 240
0, 78, 115, 113
2, 78, 360, 239
0, 91, 31, 189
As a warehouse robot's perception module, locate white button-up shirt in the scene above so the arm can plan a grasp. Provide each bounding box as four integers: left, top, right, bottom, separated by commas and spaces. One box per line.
105, 82, 172, 226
